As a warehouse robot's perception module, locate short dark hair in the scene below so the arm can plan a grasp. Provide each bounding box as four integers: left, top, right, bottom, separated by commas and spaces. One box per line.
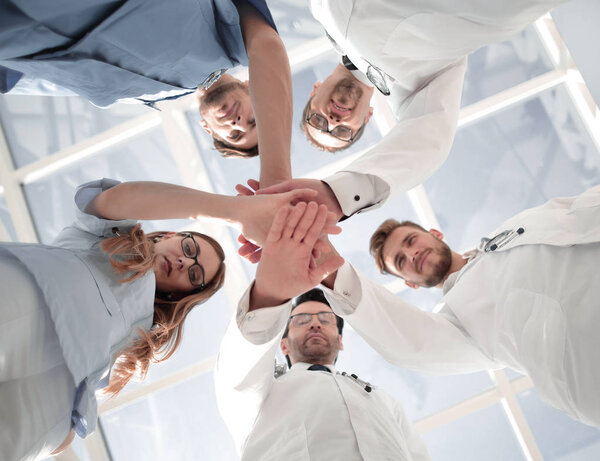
213, 138, 259, 159
282, 288, 344, 368
301, 97, 366, 153
369, 220, 427, 274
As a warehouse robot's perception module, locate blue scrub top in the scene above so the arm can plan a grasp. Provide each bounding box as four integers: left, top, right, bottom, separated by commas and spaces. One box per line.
0, 0, 276, 106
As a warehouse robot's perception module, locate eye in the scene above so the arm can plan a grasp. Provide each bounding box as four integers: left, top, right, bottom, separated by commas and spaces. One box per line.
189, 270, 197, 282
229, 130, 241, 141
408, 236, 415, 246
183, 242, 192, 255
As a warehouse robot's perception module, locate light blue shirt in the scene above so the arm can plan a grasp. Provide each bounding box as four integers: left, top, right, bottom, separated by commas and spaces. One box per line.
1, 179, 156, 437
0, 0, 276, 107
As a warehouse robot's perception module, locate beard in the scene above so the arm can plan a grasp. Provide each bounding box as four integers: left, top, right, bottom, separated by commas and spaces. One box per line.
420, 242, 453, 288
291, 333, 338, 364
331, 78, 363, 106
199, 81, 247, 111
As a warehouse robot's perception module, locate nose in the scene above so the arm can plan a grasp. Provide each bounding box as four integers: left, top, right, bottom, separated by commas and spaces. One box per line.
407, 247, 420, 264
308, 316, 322, 329
328, 112, 342, 124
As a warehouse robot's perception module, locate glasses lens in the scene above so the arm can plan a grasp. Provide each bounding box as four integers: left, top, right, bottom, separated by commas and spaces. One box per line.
182, 236, 198, 258
308, 113, 328, 131
330, 126, 353, 141
317, 312, 335, 325
188, 265, 205, 287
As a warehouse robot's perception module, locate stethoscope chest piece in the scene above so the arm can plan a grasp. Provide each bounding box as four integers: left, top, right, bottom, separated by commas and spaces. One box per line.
482, 227, 525, 252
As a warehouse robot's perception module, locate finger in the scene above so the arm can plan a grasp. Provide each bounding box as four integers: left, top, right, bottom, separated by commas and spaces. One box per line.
291, 201, 318, 242
238, 241, 260, 257
238, 234, 249, 244
247, 179, 260, 191
235, 184, 255, 196
302, 204, 328, 248
266, 206, 292, 243
248, 249, 262, 264
309, 255, 345, 284
323, 224, 342, 235
288, 188, 318, 205
256, 181, 291, 195
282, 202, 307, 239
313, 239, 331, 255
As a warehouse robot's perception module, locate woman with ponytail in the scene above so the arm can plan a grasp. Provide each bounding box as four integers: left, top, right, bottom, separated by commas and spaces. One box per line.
0, 178, 336, 461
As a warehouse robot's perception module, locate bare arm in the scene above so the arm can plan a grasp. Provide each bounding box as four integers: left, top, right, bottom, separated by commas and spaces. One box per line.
237, 1, 293, 187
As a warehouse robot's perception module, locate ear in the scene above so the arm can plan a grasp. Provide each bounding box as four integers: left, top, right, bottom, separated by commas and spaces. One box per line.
310, 81, 322, 98
280, 338, 290, 356
337, 335, 344, 351
429, 229, 444, 241
199, 119, 212, 135
364, 106, 374, 125
405, 280, 419, 290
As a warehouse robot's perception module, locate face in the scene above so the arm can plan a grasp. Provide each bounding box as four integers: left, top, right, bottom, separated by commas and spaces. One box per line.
153, 233, 221, 295
306, 66, 374, 149
281, 301, 343, 366
382, 226, 452, 288
198, 77, 257, 149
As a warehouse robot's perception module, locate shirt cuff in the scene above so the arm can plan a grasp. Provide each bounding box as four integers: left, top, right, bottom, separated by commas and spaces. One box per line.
236, 282, 293, 345
321, 262, 363, 316
323, 172, 379, 217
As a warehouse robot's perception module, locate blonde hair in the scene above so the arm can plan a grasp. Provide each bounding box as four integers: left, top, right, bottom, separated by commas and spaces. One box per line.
100, 225, 226, 396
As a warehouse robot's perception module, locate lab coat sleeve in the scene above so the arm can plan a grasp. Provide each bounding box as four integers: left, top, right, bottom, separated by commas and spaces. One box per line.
323, 58, 466, 216
214, 283, 293, 452
322, 262, 497, 374
393, 397, 431, 461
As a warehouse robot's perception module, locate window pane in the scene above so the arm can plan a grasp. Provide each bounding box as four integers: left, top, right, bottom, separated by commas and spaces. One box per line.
0, 194, 18, 241
23, 127, 190, 244
518, 388, 600, 460
101, 372, 239, 461
422, 403, 526, 461
0, 95, 147, 168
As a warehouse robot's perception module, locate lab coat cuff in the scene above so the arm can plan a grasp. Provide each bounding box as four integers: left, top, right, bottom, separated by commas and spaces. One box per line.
236, 282, 293, 345
322, 262, 363, 316
323, 172, 381, 217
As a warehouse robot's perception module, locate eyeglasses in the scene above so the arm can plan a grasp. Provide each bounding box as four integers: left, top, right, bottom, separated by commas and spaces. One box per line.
305, 112, 364, 142
288, 311, 337, 328
180, 234, 206, 289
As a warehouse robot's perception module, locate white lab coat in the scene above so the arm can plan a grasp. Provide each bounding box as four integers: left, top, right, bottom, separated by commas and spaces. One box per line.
322, 185, 600, 427
314, 0, 568, 216
214, 287, 431, 461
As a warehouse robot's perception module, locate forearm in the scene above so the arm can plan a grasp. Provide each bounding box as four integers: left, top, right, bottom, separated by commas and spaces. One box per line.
88, 181, 241, 223
239, 3, 293, 186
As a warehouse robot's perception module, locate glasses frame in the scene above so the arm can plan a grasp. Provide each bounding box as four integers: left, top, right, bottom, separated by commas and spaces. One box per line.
288, 311, 337, 328
304, 111, 366, 143
180, 233, 206, 289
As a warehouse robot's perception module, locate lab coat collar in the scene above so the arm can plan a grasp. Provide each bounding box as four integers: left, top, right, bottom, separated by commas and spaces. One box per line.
442, 250, 480, 294
290, 362, 337, 373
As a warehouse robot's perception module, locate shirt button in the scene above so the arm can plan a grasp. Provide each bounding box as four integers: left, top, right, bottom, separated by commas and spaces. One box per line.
354, 195, 360, 202
343, 290, 350, 296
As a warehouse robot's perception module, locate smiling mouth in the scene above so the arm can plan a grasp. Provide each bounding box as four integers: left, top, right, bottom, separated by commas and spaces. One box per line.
418, 250, 430, 273
330, 99, 351, 115
164, 256, 172, 277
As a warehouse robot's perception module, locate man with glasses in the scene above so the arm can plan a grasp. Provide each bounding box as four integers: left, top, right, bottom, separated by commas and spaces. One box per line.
216, 203, 429, 460
258, 0, 568, 222
216, 287, 430, 460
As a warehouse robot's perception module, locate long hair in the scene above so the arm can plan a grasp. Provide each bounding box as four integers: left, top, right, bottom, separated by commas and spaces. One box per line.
100, 225, 226, 396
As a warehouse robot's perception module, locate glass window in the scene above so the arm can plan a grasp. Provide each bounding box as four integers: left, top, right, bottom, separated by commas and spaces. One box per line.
518, 388, 600, 460
100, 372, 239, 461
421, 403, 526, 461
0, 95, 148, 168
23, 127, 191, 244
0, 194, 18, 241
424, 83, 600, 251
462, 25, 554, 107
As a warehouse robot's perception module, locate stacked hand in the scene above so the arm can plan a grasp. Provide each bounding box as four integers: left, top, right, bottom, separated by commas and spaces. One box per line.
250, 202, 345, 309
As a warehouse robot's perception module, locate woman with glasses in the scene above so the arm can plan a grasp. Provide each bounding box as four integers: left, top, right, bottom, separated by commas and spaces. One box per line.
0, 178, 333, 461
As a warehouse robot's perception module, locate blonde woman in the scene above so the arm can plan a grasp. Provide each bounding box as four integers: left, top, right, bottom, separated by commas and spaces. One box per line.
0, 178, 333, 461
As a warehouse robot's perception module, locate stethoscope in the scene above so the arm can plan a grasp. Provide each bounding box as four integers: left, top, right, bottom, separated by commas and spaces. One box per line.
480, 227, 525, 253
341, 372, 374, 393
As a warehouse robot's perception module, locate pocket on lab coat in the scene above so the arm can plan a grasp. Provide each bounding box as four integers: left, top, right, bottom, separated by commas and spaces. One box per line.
256, 424, 310, 461
500, 290, 573, 414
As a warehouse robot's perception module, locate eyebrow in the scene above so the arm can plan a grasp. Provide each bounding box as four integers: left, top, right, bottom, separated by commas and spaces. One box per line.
393, 232, 415, 270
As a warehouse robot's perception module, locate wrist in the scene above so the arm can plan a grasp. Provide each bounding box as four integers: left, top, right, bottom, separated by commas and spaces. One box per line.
250, 280, 289, 311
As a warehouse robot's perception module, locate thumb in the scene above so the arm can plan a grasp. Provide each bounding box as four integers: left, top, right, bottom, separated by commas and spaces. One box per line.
289, 188, 318, 204
311, 255, 345, 283
256, 181, 291, 195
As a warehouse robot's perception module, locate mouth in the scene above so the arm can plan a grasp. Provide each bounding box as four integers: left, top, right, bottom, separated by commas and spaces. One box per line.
330, 99, 351, 116
164, 256, 172, 277
306, 333, 327, 343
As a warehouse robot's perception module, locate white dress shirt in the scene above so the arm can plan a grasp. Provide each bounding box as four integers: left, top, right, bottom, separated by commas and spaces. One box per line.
313, 0, 568, 216
215, 287, 431, 461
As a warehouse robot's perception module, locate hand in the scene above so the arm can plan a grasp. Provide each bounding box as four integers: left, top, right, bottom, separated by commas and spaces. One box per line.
234, 188, 341, 248
238, 178, 344, 222
250, 202, 345, 309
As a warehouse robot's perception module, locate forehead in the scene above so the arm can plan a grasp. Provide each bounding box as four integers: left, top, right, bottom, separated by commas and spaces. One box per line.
383, 226, 423, 256
292, 300, 332, 315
